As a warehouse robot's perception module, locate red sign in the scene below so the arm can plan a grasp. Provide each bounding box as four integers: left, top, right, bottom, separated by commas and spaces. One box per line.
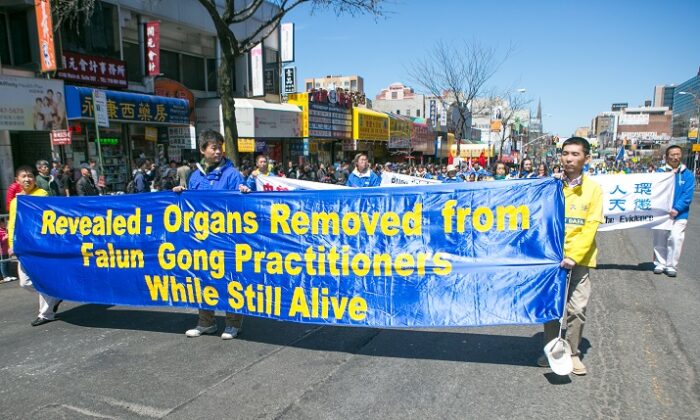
34, 0, 56, 72
145, 22, 160, 76
154, 78, 195, 122
57, 51, 127, 88
50, 130, 72, 145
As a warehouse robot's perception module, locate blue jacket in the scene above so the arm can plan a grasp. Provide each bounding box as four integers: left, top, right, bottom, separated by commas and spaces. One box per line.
346, 169, 381, 187
665, 164, 695, 221
188, 158, 244, 191
442, 176, 463, 183
245, 170, 275, 191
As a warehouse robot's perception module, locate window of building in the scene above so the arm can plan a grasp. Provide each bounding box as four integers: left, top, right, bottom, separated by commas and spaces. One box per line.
160, 49, 180, 82
60, 2, 119, 58
391, 92, 397, 99
7, 10, 31, 66
344, 81, 350, 86
306, 82, 312, 91
416, 109, 421, 117
351, 80, 357, 90
315, 82, 320, 88
207, 58, 218, 92
0, 13, 10, 65
396, 110, 400, 115
406, 109, 410, 116
182, 54, 205, 91
122, 41, 141, 83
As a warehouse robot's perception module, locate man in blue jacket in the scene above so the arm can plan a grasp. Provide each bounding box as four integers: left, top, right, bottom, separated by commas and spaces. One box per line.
245, 154, 274, 191
346, 152, 380, 187
652, 145, 695, 277
173, 130, 250, 339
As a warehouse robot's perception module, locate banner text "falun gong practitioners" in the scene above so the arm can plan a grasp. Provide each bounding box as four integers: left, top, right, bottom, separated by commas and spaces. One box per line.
38, 200, 531, 322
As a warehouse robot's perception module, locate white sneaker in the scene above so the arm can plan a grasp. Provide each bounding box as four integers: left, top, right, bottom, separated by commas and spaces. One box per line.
221, 326, 240, 340
1, 277, 10, 283
653, 266, 664, 275
665, 269, 677, 277
185, 325, 217, 337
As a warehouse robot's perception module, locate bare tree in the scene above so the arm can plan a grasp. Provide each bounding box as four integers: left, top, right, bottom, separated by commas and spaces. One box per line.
492, 89, 532, 159
407, 40, 510, 142
54, 0, 384, 165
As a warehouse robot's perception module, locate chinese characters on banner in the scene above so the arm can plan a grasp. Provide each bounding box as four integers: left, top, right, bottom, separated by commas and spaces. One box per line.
58, 51, 127, 88
284, 67, 296, 94
251, 44, 264, 97
145, 22, 160, 76
593, 172, 675, 231
50, 130, 72, 145
34, 0, 56, 72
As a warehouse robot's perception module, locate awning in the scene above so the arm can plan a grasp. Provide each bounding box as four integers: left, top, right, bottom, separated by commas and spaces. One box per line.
65, 86, 189, 126
196, 98, 301, 138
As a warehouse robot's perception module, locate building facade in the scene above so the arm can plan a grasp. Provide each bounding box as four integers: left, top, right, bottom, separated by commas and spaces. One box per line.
304, 75, 364, 94
672, 73, 700, 138
372, 82, 425, 118
654, 84, 675, 109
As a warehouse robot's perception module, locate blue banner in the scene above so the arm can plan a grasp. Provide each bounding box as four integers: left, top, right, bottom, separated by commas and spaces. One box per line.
65, 86, 190, 125
13, 179, 566, 327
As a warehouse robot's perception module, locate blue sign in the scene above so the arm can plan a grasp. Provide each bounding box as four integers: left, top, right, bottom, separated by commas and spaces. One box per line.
65, 86, 189, 125
13, 179, 566, 327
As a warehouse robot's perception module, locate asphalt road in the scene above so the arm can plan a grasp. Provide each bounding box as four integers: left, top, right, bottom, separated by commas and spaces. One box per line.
1, 193, 699, 419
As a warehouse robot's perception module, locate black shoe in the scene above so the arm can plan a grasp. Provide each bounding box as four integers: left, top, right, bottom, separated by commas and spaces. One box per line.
53, 300, 63, 314
31, 317, 54, 327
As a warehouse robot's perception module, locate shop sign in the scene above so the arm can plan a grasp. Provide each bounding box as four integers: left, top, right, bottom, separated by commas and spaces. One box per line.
411, 122, 435, 154
66, 86, 189, 125
34, 0, 56, 72
145, 126, 158, 142
295, 90, 352, 139
168, 126, 196, 148
238, 138, 255, 153
0, 75, 67, 131
283, 67, 296, 94
429, 100, 437, 127
280, 23, 294, 63
145, 22, 160, 76
389, 116, 412, 149
57, 51, 127, 88
93, 89, 109, 128
50, 130, 72, 145
251, 44, 264, 97
342, 139, 369, 151
155, 78, 195, 122
354, 109, 389, 141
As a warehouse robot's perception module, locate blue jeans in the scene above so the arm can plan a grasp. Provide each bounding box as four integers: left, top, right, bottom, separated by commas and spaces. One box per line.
0, 254, 9, 278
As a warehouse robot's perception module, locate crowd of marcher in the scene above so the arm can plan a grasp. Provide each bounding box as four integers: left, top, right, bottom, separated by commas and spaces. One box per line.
1, 130, 696, 378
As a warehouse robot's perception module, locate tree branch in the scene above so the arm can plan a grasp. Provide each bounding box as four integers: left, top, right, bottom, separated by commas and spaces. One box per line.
227, 0, 266, 24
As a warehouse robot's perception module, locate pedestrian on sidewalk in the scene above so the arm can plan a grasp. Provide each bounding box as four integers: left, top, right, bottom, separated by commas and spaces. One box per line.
538, 137, 603, 376
0, 217, 16, 283
652, 145, 695, 277
7, 166, 62, 326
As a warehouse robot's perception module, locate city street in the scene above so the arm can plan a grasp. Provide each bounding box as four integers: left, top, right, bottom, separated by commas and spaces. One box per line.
0, 193, 698, 420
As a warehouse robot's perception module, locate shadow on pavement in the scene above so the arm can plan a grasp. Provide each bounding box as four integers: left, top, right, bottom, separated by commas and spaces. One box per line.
57, 304, 550, 366
596, 262, 655, 271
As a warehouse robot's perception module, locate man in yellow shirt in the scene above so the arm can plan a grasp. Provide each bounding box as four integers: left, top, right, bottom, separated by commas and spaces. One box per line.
538, 137, 603, 376
8, 165, 62, 326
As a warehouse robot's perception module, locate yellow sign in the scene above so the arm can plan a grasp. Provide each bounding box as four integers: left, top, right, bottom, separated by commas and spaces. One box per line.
450, 143, 494, 158
238, 138, 255, 153
490, 120, 502, 132
689, 128, 698, 140
287, 93, 309, 138
145, 126, 158, 142
692, 143, 700, 152
353, 108, 389, 141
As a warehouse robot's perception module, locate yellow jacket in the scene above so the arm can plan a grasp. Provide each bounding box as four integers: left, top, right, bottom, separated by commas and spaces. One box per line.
8, 186, 48, 250
563, 175, 603, 268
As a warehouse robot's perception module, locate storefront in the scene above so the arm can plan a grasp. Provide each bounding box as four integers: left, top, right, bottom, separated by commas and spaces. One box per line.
347, 107, 389, 162
64, 86, 189, 192
411, 119, 436, 164
387, 113, 412, 162
196, 98, 301, 165
288, 89, 353, 164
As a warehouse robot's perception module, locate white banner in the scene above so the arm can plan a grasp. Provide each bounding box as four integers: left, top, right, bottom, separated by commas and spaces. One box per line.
381, 172, 441, 186
593, 172, 674, 231
280, 23, 294, 63
251, 44, 264, 97
256, 175, 349, 191
93, 89, 109, 128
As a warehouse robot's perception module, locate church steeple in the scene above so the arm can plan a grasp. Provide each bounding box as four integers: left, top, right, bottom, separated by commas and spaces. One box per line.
536, 98, 542, 120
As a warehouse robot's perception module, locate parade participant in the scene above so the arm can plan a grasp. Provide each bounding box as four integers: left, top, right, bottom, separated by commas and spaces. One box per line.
35, 160, 61, 196
537, 163, 549, 178
246, 154, 274, 191
518, 158, 537, 178
59, 165, 75, 197
7, 166, 62, 326
172, 129, 250, 340
652, 145, 695, 277
76, 163, 99, 196
551, 165, 562, 176
538, 137, 603, 376
176, 160, 193, 188
132, 160, 150, 193
346, 153, 381, 187
493, 162, 508, 180
0, 217, 15, 282
442, 165, 462, 183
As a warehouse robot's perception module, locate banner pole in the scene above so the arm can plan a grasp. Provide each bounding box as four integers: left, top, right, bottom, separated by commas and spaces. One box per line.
92, 90, 104, 176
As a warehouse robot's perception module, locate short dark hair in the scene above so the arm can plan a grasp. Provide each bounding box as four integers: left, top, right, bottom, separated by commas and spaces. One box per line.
199, 129, 224, 151
562, 136, 591, 155
255, 154, 267, 162
35, 160, 49, 168
15, 165, 34, 176
665, 145, 682, 156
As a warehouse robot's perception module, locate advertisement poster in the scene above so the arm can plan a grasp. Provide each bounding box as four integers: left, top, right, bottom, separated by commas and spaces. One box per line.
0, 75, 66, 131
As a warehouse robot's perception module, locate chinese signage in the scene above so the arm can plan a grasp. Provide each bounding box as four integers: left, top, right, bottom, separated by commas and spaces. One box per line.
284, 67, 296, 94
594, 172, 674, 231
280, 23, 294, 62
145, 126, 158, 142
429, 100, 437, 127
353, 108, 389, 141
251, 44, 264, 97
65, 86, 189, 125
238, 138, 255, 153
0, 75, 66, 131
388, 115, 412, 149
155, 78, 195, 122
93, 89, 109, 128
168, 126, 196, 149
50, 130, 72, 145
34, 0, 56, 72
58, 51, 127, 88
288, 91, 352, 139
412, 122, 435, 154
145, 22, 160, 76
